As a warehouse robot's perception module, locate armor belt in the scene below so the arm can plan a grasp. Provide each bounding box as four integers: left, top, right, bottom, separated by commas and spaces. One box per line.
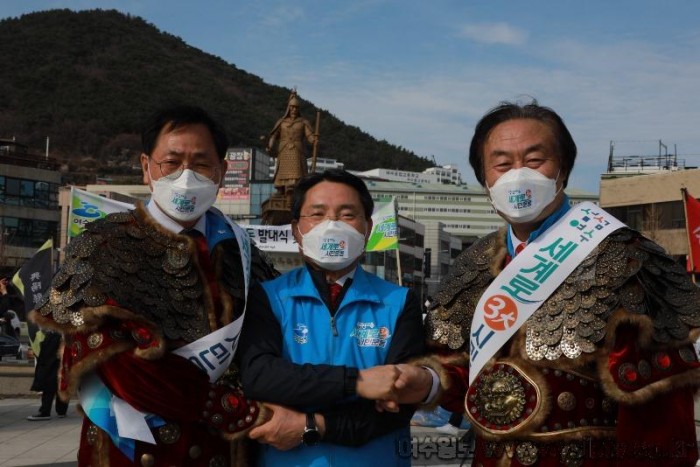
467, 361, 617, 438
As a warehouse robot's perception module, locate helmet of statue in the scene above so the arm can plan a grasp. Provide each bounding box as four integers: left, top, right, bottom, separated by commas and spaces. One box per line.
288, 95, 300, 107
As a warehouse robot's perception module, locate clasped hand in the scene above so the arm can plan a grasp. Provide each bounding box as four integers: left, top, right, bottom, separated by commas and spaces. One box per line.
357, 364, 433, 413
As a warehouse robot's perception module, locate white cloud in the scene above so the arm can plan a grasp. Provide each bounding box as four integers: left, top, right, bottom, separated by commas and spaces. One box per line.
457, 22, 527, 46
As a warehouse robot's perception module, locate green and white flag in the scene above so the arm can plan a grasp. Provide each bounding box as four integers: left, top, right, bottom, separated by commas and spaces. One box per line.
68, 187, 134, 238
366, 199, 399, 252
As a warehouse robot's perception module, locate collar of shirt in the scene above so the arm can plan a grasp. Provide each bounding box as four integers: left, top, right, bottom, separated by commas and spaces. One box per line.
146, 200, 207, 236
305, 263, 356, 288
506, 194, 571, 257
331, 269, 355, 287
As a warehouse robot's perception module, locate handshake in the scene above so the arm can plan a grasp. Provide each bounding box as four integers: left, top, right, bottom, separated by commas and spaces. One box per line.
355, 363, 436, 412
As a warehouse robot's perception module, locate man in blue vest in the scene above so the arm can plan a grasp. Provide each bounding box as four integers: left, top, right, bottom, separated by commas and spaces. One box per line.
239, 169, 432, 466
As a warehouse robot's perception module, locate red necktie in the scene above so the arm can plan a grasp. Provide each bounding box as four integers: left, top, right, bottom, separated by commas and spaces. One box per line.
183, 230, 222, 320
328, 283, 342, 309
515, 242, 526, 256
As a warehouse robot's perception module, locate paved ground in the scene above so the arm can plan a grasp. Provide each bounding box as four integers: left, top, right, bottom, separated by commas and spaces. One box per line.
0, 394, 473, 467
2, 356, 698, 467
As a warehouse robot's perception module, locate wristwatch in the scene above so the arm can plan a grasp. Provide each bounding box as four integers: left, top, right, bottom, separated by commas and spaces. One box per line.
301, 413, 321, 446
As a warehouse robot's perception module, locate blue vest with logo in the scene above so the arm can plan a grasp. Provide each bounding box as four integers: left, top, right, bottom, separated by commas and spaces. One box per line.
258, 266, 412, 467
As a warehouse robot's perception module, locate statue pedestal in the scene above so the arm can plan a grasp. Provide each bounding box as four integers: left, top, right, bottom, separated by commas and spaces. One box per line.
262, 192, 293, 225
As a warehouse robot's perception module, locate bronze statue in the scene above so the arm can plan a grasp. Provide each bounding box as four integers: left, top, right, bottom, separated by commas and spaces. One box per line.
266, 91, 318, 194
262, 91, 320, 225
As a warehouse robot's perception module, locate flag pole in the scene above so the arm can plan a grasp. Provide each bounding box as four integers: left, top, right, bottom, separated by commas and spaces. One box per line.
682, 187, 696, 283
310, 111, 320, 173
393, 197, 403, 286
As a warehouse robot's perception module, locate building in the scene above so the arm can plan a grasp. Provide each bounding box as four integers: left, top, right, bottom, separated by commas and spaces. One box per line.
423, 164, 463, 185
600, 168, 700, 260
356, 164, 463, 186
0, 140, 61, 277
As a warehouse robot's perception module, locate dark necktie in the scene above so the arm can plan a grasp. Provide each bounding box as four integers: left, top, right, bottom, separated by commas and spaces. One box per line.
328, 282, 343, 310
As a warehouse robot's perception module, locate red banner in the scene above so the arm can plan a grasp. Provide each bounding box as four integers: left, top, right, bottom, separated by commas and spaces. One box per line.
683, 189, 700, 273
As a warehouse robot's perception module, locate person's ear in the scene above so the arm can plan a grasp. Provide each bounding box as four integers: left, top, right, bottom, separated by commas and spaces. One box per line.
141, 154, 151, 186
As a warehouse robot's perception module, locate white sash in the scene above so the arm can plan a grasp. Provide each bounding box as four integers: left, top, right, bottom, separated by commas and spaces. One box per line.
469, 202, 625, 385
173, 217, 251, 382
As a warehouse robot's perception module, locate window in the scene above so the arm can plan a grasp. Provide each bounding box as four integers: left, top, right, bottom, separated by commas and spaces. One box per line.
0, 176, 59, 208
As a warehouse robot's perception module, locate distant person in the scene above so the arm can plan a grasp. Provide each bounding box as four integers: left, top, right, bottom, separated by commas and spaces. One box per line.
0, 278, 19, 339
32, 105, 278, 465
27, 330, 68, 421
238, 169, 431, 466
266, 91, 317, 194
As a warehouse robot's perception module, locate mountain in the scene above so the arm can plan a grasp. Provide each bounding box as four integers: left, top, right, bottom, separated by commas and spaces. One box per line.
0, 9, 433, 183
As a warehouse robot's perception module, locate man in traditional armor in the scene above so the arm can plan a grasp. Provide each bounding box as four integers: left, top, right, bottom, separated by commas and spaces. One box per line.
32, 106, 277, 466
390, 101, 700, 466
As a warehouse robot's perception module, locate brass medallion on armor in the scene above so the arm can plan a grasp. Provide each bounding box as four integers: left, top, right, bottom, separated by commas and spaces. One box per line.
157, 423, 181, 444
515, 441, 538, 465
560, 442, 584, 467
466, 361, 540, 434
87, 332, 104, 349
556, 391, 577, 411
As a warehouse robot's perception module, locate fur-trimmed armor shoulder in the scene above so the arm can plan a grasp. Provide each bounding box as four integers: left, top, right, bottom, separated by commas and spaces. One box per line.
427, 227, 700, 358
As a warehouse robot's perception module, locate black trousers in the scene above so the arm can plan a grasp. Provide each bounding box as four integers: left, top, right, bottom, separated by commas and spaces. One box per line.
38, 365, 68, 416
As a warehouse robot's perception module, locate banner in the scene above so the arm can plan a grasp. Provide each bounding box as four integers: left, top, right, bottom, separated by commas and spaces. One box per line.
366, 200, 399, 252
239, 200, 400, 253
242, 225, 298, 252
12, 238, 54, 353
68, 187, 134, 238
683, 188, 700, 273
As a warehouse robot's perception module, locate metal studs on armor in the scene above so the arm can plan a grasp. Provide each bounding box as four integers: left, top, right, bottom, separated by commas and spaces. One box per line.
140, 454, 155, 467
678, 346, 698, 363
87, 332, 104, 349
157, 423, 181, 444
584, 397, 595, 409
189, 445, 202, 459
211, 414, 223, 425
557, 391, 577, 411
653, 352, 672, 370
515, 442, 538, 466
617, 362, 638, 385
560, 443, 584, 467
86, 424, 99, 445
637, 360, 651, 379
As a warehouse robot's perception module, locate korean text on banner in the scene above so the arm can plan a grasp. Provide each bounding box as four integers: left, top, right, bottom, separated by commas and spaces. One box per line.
68, 187, 134, 238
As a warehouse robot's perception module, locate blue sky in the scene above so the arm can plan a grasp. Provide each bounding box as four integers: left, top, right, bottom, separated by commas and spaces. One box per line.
3, 1, 700, 193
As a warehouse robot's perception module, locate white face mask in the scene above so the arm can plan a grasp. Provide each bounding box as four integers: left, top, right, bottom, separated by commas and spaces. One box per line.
149, 167, 220, 222
487, 167, 560, 223
299, 220, 367, 271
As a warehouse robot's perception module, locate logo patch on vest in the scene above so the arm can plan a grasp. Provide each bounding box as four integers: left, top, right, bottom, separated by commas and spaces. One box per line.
293, 323, 309, 344
350, 322, 391, 348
